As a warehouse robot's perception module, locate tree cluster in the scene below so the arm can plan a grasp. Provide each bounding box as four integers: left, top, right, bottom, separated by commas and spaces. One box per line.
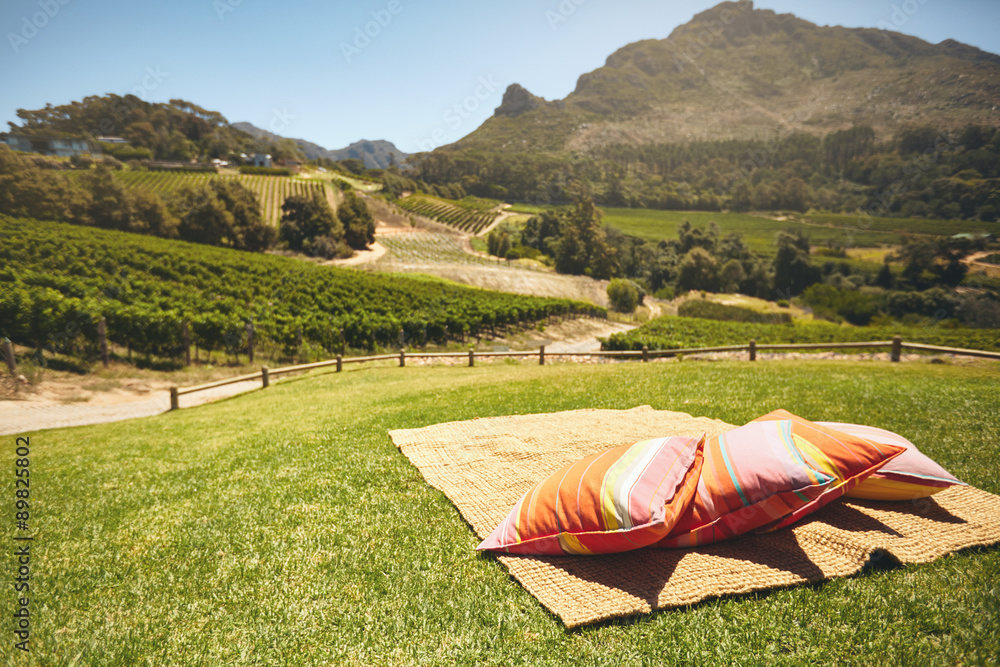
278, 190, 375, 260
0, 145, 274, 251
487, 195, 998, 327
497, 198, 772, 298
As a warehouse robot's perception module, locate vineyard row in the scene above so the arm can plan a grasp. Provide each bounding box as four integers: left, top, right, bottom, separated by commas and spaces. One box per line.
396, 195, 498, 235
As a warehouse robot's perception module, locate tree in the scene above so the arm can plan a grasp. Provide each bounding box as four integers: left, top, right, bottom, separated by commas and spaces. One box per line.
0, 146, 90, 223
552, 197, 617, 279
497, 232, 511, 259
280, 190, 343, 255
171, 185, 232, 246
782, 177, 810, 212
729, 181, 752, 212
720, 259, 747, 293
875, 261, 894, 289
339, 159, 366, 175
210, 179, 274, 251
676, 247, 720, 293
677, 220, 718, 254
823, 125, 875, 171
170, 179, 273, 251
771, 230, 820, 296
338, 192, 375, 250
128, 188, 178, 238
80, 165, 132, 230
521, 210, 562, 254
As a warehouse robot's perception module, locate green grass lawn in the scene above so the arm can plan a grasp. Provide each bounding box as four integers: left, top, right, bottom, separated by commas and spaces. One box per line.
6, 360, 1000, 665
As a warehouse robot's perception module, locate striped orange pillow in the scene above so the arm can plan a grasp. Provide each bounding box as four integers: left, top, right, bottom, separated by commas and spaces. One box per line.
655, 420, 836, 549
477, 434, 706, 555
750, 409, 907, 531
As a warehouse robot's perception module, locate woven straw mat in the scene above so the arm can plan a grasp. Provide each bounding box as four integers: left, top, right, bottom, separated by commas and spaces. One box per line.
388, 406, 1000, 628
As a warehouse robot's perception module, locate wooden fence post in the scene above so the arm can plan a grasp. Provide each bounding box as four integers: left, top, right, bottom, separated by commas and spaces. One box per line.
182, 321, 191, 367
399, 349, 406, 367
469, 348, 475, 367
336, 354, 342, 372
891, 335, 902, 363
642, 345, 649, 362
2, 338, 16, 377
749, 339, 756, 362
261, 366, 269, 388
246, 323, 255, 365
539, 345, 545, 366
98, 317, 109, 368
169, 387, 179, 411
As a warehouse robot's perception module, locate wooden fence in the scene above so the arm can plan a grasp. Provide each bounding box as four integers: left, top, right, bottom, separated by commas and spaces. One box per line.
166, 336, 1000, 410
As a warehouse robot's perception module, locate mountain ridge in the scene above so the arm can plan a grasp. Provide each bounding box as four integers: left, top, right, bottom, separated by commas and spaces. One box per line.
451, 0, 1000, 155
232, 122, 407, 169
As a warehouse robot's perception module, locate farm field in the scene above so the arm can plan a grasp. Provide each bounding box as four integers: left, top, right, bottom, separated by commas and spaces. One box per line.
599, 208, 998, 255
600, 209, 892, 252
602, 313, 1000, 352
369, 231, 613, 305
804, 212, 1000, 238
112, 171, 337, 225
0, 217, 598, 361
376, 232, 500, 267
8, 360, 999, 664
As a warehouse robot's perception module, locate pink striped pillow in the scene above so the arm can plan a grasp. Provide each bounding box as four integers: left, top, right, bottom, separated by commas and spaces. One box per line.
817, 422, 965, 501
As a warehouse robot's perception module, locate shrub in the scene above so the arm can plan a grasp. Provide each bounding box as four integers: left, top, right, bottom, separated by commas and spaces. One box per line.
654, 286, 675, 301
678, 300, 792, 324
238, 166, 292, 176
100, 143, 154, 162
607, 279, 639, 313
801, 284, 878, 326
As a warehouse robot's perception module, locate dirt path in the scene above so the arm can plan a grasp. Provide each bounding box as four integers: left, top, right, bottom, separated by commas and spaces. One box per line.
542, 319, 635, 353
323, 241, 387, 267
476, 204, 515, 237
0, 314, 633, 435
0, 379, 263, 436
964, 250, 1000, 278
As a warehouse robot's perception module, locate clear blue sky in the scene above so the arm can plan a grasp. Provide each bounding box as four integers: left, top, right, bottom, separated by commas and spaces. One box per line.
2, 0, 998, 154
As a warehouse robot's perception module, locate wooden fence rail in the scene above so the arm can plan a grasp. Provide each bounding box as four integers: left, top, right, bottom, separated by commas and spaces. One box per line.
166, 336, 1000, 410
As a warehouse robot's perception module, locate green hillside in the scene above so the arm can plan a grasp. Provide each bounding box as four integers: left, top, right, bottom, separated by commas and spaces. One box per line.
7, 95, 303, 163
